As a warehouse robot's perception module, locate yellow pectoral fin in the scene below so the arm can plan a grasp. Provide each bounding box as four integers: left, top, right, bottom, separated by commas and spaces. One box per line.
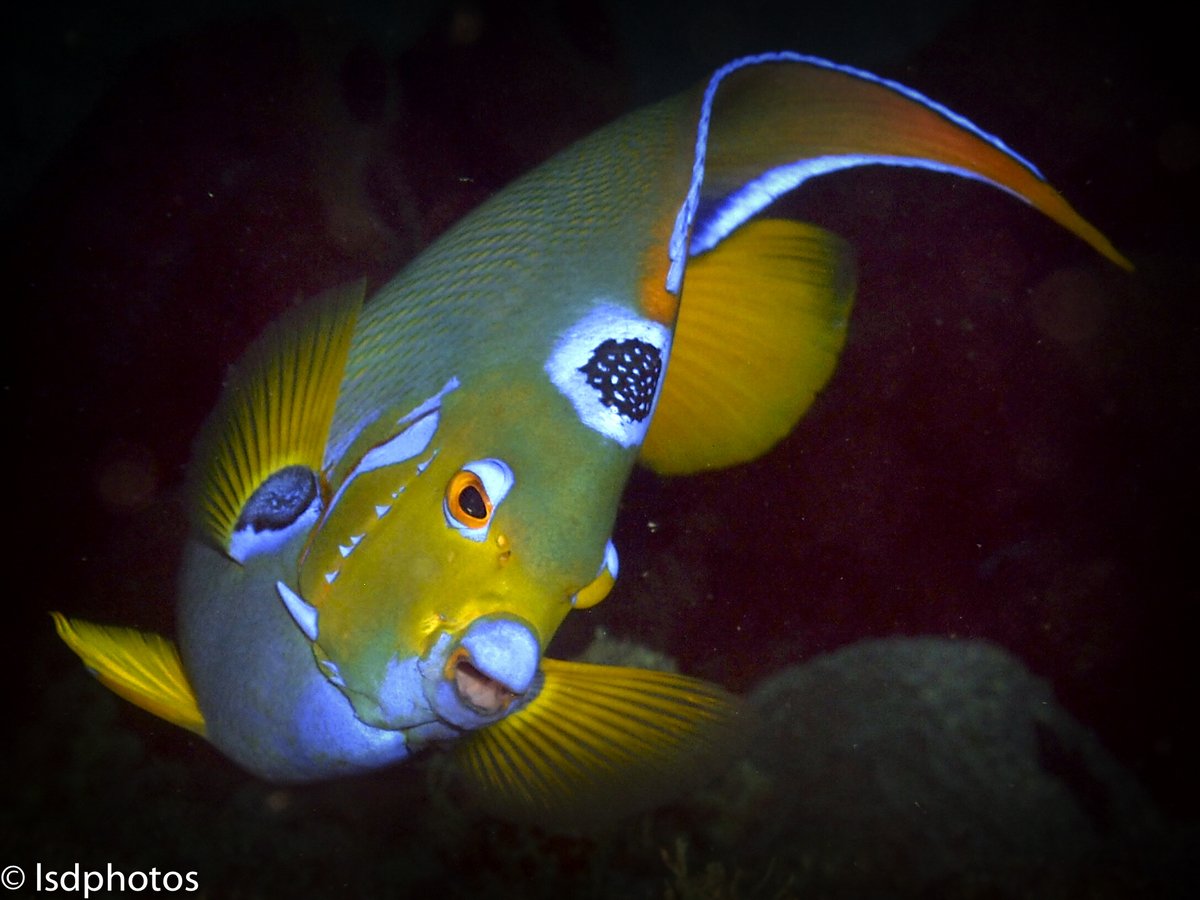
454, 658, 747, 830
642, 218, 855, 474
190, 280, 364, 554
51, 613, 206, 737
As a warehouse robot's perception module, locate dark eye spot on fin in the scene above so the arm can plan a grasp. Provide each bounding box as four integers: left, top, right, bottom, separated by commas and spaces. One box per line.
237, 465, 319, 533
189, 280, 363, 552
228, 466, 322, 562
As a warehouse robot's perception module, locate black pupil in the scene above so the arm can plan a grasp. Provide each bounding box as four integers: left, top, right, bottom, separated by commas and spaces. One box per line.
459, 484, 488, 520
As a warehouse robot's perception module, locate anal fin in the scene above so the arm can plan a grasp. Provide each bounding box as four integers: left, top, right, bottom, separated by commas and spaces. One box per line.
51, 612, 206, 737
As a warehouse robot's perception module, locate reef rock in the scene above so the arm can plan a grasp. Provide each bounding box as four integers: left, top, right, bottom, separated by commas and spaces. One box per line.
692, 637, 1182, 898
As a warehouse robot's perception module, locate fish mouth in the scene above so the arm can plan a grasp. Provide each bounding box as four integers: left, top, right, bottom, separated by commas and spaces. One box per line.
452, 652, 520, 715
440, 614, 540, 720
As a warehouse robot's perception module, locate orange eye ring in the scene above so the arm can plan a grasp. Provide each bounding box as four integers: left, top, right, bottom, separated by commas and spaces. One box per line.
446, 470, 492, 526
443, 459, 513, 541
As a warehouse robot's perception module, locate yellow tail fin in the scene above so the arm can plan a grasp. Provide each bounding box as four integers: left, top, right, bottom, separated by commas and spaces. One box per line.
643, 218, 854, 474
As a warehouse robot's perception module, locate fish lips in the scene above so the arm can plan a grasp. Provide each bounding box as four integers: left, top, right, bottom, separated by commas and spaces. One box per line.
425, 615, 540, 729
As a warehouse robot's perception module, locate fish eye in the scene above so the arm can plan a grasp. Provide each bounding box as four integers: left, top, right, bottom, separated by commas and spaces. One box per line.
444, 459, 514, 541
447, 471, 491, 523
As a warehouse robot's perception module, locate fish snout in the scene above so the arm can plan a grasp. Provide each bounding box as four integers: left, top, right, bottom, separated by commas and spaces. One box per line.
446, 616, 540, 716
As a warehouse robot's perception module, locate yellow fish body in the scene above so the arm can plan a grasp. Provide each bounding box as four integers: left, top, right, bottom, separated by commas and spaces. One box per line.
54, 53, 1128, 826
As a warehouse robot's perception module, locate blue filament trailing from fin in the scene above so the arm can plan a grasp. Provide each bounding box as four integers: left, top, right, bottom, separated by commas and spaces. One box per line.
665, 51, 1047, 294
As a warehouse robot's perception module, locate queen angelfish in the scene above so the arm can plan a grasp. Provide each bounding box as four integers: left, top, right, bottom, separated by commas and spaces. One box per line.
53, 52, 1129, 828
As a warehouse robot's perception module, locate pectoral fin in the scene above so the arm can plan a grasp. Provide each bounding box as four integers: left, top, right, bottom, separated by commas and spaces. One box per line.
51, 612, 206, 736
454, 658, 746, 830
190, 280, 364, 556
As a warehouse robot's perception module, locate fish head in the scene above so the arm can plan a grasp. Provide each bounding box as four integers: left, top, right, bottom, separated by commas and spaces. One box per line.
291, 374, 627, 735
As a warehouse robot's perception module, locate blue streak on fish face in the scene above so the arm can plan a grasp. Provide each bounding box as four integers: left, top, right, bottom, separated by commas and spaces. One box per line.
291, 676, 411, 774
177, 539, 413, 781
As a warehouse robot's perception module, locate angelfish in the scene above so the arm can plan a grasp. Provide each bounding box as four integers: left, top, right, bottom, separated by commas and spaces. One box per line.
54, 53, 1129, 826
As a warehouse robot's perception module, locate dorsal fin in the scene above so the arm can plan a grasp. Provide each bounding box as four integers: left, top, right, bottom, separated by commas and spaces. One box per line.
642, 218, 854, 474
454, 658, 747, 831
645, 53, 1130, 474
666, 52, 1131, 292
189, 281, 364, 554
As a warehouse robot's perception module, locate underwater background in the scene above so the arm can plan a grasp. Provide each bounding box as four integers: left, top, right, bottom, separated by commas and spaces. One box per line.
3, 0, 1195, 896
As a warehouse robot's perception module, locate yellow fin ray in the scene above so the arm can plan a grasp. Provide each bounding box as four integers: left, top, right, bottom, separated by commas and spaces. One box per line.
642, 218, 855, 474
190, 281, 364, 552
51, 613, 206, 736
454, 658, 746, 830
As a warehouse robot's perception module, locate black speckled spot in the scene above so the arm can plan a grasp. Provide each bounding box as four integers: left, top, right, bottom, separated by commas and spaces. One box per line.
578, 338, 662, 422
238, 465, 318, 533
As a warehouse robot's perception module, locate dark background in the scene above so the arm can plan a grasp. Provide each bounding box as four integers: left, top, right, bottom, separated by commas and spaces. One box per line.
3, 0, 1194, 895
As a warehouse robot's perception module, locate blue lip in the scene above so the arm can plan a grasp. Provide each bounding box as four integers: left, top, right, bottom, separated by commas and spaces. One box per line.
420, 615, 541, 729
458, 615, 540, 696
